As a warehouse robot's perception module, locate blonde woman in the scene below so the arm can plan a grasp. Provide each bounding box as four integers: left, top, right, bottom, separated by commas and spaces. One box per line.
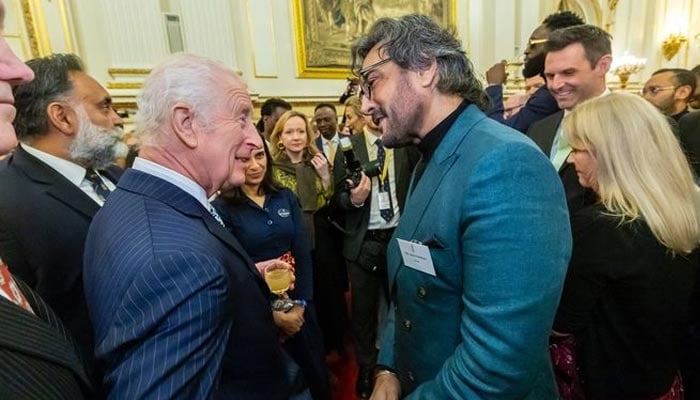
343, 96, 366, 135
269, 110, 332, 246
551, 93, 700, 399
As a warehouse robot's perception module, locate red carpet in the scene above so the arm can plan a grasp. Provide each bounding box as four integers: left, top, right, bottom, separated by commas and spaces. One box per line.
327, 290, 360, 400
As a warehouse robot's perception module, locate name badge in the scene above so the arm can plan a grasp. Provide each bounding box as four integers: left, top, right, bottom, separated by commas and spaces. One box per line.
396, 238, 436, 276
378, 192, 392, 211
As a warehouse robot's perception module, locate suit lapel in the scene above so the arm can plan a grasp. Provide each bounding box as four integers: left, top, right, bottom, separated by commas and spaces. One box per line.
118, 169, 263, 280
12, 145, 100, 218
0, 285, 91, 388
527, 111, 564, 156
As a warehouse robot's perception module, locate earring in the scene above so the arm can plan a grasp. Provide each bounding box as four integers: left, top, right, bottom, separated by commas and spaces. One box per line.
277, 142, 285, 150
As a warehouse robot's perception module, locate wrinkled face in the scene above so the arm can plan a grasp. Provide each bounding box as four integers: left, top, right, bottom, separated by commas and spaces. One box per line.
343, 106, 365, 134
567, 146, 599, 192
524, 25, 550, 62
642, 71, 686, 116
314, 106, 337, 139
244, 135, 266, 187
545, 43, 608, 110
0, 0, 35, 154
359, 44, 423, 148
201, 72, 259, 189
281, 116, 308, 157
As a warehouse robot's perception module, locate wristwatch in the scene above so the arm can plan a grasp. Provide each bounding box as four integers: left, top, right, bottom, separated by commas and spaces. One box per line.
271, 298, 307, 312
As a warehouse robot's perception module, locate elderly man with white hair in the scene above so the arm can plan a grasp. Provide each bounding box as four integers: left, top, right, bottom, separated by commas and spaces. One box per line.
83, 53, 309, 399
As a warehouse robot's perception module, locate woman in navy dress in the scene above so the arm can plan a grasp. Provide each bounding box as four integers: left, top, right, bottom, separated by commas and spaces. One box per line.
214, 135, 329, 400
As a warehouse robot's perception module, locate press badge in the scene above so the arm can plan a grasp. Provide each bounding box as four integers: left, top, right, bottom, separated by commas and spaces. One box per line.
396, 238, 436, 276
378, 192, 392, 211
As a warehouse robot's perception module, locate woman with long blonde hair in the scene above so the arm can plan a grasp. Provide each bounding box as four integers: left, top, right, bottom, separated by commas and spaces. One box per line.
551, 93, 700, 400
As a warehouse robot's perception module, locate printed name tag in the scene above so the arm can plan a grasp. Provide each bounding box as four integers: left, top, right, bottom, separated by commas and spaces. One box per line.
396, 238, 436, 276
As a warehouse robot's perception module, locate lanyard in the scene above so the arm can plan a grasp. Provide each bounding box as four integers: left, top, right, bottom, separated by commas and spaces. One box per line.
378, 149, 392, 185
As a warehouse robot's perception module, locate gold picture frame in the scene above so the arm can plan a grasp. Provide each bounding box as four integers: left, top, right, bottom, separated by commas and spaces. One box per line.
292, 0, 456, 79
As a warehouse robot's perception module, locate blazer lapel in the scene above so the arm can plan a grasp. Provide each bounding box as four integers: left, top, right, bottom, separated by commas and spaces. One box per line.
0, 289, 91, 387
527, 110, 564, 156
387, 105, 483, 287
12, 145, 100, 218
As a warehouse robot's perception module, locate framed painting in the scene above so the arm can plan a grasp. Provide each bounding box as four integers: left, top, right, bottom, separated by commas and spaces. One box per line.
292, 0, 456, 79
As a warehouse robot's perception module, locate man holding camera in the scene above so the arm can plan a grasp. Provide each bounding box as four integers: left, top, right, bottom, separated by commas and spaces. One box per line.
333, 115, 418, 398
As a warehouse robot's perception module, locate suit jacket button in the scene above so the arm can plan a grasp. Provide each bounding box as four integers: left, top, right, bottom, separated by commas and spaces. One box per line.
267, 220, 273, 225
417, 287, 426, 298
402, 319, 412, 330
407, 371, 415, 382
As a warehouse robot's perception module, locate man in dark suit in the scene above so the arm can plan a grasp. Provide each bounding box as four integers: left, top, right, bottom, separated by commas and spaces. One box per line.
679, 111, 700, 176
332, 116, 418, 398
312, 102, 351, 357
0, 2, 93, 397
485, 11, 584, 133
527, 25, 612, 213
84, 53, 308, 399
0, 53, 123, 365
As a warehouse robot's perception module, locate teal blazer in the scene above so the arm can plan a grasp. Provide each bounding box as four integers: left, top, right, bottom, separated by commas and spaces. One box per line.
379, 105, 572, 399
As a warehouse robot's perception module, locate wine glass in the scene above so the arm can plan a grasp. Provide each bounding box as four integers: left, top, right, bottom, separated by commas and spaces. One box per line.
264, 262, 293, 297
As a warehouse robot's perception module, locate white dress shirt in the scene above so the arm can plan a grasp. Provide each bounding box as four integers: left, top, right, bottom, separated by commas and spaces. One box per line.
321, 133, 340, 159
132, 157, 212, 211
363, 129, 400, 230
22, 143, 115, 206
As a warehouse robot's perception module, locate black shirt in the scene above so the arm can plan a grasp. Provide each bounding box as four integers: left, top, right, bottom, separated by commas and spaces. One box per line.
412, 101, 469, 187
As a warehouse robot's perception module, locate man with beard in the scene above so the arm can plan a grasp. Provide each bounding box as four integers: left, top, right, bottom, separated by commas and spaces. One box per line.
642, 68, 696, 122
352, 14, 571, 399
484, 11, 584, 133
0, 53, 123, 370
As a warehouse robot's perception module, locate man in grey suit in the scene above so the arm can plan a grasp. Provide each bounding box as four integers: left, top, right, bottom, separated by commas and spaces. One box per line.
353, 15, 571, 399
84, 54, 309, 399
332, 115, 418, 398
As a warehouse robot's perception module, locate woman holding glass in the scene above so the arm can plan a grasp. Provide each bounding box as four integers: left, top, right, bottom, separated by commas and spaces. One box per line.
551, 93, 700, 400
214, 134, 329, 400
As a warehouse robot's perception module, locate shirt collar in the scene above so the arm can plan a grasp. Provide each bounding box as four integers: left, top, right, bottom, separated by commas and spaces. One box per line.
21, 143, 87, 187
132, 157, 210, 209
323, 133, 339, 144
363, 126, 381, 148
417, 100, 469, 161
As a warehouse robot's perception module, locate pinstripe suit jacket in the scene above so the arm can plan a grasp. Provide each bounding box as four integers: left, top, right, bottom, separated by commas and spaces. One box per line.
0, 278, 93, 399
84, 169, 293, 400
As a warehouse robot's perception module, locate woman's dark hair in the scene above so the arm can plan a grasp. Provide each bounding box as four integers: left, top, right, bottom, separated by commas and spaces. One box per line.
218, 133, 282, 205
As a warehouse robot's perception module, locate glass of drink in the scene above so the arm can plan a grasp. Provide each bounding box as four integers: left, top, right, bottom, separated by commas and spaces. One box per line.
264, 262, 293, 296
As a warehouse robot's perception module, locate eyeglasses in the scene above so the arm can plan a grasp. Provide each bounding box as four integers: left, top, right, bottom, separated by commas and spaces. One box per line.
358, 57, 392, 100
641, 85, 676, 96
528, 38, 548, 47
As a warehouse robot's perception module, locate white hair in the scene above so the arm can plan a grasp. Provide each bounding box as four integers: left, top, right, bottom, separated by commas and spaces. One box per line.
134, 53, 235, 145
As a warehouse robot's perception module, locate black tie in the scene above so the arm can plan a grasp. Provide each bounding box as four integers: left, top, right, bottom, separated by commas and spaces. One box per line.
85, 169, 111, 203
376, 139, 394, 222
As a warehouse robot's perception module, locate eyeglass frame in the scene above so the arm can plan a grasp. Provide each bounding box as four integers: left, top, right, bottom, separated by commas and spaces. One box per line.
640, 85, 677, 97
527, 38, 548, 47
358, 57, 392, 101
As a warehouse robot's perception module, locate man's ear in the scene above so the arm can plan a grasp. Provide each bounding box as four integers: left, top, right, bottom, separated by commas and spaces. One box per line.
595, 54, 612, 75
416, 58, 439, 89
674, 85, 692, 102
171, 103, 198, 149
46, 102, 78, 137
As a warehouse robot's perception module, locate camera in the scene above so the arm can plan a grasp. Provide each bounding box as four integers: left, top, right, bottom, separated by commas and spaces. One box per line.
340, 136, 381, 189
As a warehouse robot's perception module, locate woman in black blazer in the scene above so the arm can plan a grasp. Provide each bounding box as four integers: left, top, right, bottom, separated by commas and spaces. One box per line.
550, 93, 700, 400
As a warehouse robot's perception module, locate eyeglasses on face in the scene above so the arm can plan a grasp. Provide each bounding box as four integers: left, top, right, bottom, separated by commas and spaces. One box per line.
358, 57, 392, 100
641, 85, 676, 96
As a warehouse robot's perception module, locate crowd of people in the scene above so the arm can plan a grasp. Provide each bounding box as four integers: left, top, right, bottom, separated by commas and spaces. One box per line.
0, 1, 699, 399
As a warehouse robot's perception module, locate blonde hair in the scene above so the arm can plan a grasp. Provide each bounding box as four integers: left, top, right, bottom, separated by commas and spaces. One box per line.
269, 110, 320, 160
563, 92, 700, 254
